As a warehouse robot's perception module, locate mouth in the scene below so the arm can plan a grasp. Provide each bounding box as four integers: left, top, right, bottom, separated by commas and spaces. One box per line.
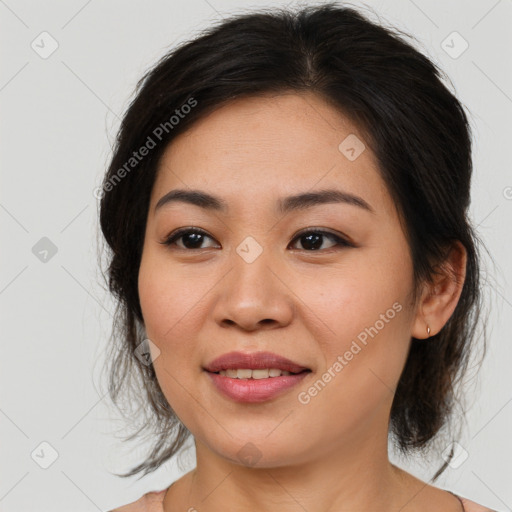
203, 351, 312, 403
207, 368, 311, 379
203, 350, 311, 374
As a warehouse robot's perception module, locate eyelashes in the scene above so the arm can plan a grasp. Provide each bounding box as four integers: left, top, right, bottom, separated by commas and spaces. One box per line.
159, 227, 355, 252
161, 227, 216, 250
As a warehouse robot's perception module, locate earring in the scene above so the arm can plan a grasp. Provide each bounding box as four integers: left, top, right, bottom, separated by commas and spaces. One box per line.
426, 324, 431, 337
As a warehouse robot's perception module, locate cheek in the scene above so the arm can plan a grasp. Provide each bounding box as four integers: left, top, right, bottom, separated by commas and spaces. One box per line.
294, 246, 413, 402
138, 251, 210, 343
137, 247, 220, 380
297, 247, 412, 341
138, 253, 206, 424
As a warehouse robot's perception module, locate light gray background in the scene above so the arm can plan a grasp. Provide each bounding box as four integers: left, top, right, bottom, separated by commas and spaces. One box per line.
1, 1, 511, 511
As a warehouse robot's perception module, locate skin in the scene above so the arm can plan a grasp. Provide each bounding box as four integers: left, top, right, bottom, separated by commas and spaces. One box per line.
137, 92, 467, 512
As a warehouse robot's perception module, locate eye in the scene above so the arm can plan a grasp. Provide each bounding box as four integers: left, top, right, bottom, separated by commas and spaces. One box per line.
160, 227, 219, 250
288, 228, 353, 251
160, 227, 354, 251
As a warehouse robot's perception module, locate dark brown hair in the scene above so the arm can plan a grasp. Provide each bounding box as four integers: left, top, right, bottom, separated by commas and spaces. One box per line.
98, 2, 487, 481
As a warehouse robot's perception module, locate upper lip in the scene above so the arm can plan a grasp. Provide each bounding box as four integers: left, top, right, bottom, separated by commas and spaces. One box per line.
203, 351, 310, 374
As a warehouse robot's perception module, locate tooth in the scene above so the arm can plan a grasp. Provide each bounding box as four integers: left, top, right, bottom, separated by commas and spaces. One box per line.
252, 369, 269, 379
237, 369, 252, 379
217, 368, 296, 379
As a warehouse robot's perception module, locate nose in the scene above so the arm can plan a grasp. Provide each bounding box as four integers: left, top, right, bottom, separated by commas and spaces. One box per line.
211, 247, 294, 332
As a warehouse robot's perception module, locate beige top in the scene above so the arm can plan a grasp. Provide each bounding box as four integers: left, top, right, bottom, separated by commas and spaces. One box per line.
109, 487, 499, 512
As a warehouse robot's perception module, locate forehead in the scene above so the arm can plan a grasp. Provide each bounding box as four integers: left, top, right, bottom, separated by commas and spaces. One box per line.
151, 92, 394, 219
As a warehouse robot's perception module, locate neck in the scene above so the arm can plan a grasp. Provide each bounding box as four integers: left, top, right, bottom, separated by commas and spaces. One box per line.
164, 424, 422, 512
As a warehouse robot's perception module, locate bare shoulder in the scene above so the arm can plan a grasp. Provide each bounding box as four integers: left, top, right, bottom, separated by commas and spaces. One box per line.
457, 495, 499, 512
109, 489, 166, 512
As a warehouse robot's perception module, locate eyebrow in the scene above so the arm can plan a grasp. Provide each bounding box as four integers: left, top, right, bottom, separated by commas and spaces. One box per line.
154, 188, 375, 215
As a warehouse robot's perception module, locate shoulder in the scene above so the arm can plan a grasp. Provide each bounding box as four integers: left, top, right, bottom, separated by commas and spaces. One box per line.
108, 489, 166, 512
457, 495, 499, 512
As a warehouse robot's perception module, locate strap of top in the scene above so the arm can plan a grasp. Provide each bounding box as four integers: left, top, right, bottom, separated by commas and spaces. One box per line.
447, 491, 466, 512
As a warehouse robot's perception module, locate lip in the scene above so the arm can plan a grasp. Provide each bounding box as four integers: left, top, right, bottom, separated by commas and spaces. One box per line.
203, 351, 309, 374
203, 351, 311, 403
206, 371, 310, 403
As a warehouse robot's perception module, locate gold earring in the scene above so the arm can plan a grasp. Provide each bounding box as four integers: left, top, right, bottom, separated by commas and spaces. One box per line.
426, 324, 431, 337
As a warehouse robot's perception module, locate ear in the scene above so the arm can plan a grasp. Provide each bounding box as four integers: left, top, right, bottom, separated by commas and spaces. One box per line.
411, 240, 467, 339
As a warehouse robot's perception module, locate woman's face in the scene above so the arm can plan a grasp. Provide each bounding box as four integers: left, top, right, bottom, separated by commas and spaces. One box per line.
138, 92, 420, 467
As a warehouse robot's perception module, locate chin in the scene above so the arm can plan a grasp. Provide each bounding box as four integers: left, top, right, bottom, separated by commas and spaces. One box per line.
202, 431, 313, 469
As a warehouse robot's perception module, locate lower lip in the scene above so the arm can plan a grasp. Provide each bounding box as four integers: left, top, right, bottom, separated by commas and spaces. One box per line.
205, 371, 310, 403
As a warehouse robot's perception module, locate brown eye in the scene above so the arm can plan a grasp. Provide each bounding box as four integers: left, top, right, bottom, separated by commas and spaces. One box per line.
289, 229, 353, 251
160, 227, 353, 252
160, 228, 219, 250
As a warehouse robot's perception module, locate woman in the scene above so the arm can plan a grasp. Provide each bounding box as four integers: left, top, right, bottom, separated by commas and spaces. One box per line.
100, 3, 498, 511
